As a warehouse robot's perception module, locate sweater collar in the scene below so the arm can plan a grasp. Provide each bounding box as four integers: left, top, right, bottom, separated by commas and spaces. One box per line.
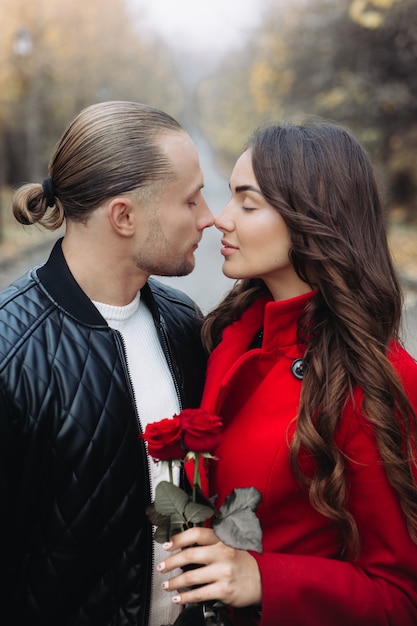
92, 291, 141, 323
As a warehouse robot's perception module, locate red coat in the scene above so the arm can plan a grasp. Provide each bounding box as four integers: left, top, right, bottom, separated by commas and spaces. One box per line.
200, 291, 417, 626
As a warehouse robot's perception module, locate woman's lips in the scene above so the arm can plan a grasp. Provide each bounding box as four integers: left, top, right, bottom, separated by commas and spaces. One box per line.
221, 239, 238, 256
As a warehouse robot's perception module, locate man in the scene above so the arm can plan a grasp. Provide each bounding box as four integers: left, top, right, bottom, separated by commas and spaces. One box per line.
0, 101, 214, 626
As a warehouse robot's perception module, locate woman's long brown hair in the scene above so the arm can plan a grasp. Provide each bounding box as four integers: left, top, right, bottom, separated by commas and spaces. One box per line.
202, 121, 417, 559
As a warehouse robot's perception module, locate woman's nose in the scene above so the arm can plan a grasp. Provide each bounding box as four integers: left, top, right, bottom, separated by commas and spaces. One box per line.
215, 205, 233, 232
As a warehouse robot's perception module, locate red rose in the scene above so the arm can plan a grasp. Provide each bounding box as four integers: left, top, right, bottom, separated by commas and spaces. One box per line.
180, 409, 222, 454
140, 416, 185, 461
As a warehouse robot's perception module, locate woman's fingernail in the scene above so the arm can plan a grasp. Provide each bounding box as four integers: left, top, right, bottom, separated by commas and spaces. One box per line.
161, 581, 169, 590
172, 595, 181, 604
162, 541, 173, 550
157, 561, 165, 572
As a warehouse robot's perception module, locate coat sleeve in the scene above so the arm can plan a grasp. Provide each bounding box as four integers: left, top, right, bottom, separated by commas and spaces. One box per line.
252, 347, 417, 626
253, 453, 417, 626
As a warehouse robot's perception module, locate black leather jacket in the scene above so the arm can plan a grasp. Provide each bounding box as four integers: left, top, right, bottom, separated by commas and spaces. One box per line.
0, 239, 206, 626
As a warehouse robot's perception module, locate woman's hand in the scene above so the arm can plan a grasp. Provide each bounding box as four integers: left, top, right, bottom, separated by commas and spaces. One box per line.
157, 527, 262, 608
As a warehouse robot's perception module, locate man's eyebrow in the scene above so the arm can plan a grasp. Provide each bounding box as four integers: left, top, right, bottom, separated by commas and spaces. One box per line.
184, 184, 203, 201
229, 183, 262, 195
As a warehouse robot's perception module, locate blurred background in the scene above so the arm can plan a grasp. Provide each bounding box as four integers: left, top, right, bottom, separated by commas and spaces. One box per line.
0, 0, 416, 351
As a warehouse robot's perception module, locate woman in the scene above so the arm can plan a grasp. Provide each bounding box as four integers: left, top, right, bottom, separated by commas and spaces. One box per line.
157, 121, 417, 625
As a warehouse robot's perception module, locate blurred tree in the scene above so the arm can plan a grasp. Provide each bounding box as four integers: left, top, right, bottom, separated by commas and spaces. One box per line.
198, 46, 272, 168
0, 0, 185, 184
285, 0, 417, 218
198, 0, 417, 219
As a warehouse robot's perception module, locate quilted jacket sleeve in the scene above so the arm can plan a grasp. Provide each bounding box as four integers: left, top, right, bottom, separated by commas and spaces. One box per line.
0, 390, 16, 590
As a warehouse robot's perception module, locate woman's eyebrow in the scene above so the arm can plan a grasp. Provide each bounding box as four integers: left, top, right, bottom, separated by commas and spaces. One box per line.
229, 183, 262, 195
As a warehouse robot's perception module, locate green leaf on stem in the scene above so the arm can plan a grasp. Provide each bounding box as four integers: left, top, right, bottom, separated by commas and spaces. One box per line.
183, 501, 214, 525
145, 503, 170, 527
213, 487, 263, 553
150, 481, 214, 543
153, 524, 171, 544
154, 481, 189, 516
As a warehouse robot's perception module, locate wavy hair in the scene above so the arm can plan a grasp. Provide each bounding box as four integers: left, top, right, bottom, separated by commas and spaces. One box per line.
202, 121, 417, 558
12, 100, 183, 230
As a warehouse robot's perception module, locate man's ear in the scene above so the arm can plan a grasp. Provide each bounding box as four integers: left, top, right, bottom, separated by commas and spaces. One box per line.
106, 197, 136, 237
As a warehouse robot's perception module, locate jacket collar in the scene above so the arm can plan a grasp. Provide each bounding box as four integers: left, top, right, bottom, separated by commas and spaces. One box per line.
36, 238, 159, 326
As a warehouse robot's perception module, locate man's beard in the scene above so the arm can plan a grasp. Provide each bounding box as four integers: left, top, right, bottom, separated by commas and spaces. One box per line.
134, 216, 196, 277
138, 256, 195, 277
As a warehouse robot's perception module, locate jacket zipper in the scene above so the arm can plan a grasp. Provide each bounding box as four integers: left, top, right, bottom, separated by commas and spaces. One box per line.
156, 320, 183, 411
112, 322, 184, 626
112, 329, 153, 626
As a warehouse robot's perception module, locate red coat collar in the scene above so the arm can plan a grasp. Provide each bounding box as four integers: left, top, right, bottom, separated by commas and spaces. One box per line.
201, 291, 315, 415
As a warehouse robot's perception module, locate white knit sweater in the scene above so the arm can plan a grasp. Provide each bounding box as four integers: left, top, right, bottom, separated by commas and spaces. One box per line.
93, 291, 181, 626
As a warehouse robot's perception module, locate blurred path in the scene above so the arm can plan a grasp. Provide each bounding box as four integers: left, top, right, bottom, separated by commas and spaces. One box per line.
0, 240, 55, 290
401, 290, 417, 360
1, 132, 416, 359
